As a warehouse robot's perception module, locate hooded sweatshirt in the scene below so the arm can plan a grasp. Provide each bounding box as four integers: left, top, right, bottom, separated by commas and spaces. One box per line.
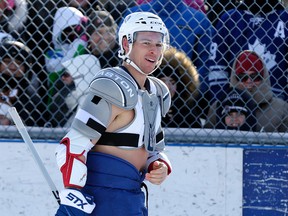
230, 50, 288, 132
45, 6, 87, 73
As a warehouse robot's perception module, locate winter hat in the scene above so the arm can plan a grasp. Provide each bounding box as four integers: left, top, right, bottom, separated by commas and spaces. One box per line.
0, 40, 32, 70
235, 51, 264, 76
221, 93, 248, 116
53, 7, 85, 46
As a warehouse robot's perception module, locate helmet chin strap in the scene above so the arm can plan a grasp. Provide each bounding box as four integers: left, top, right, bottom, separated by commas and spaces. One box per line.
124, 57, 148, 75
119, 43, 163, 75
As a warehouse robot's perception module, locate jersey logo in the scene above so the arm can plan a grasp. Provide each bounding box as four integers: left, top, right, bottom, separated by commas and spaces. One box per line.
97, 70, 135, 98
274, 21, 285, 39
249, 17, 264, 28
248, 38, 276, 71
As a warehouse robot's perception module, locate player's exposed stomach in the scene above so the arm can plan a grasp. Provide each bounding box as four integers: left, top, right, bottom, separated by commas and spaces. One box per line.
91, 144, 148, 171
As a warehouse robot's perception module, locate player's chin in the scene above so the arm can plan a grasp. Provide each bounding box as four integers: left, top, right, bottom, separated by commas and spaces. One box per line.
144, 63, 157, 74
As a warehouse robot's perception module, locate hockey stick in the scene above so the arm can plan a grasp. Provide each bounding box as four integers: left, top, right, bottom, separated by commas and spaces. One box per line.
8, 107, 60, 205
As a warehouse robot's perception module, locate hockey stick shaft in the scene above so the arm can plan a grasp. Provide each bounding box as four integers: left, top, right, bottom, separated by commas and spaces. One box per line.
8, 107, 60, 205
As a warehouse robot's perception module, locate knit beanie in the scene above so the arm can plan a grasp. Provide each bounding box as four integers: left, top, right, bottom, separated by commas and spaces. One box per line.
221, 93, 248, 116
235, 51, 264, 76
0, 40, 31, 67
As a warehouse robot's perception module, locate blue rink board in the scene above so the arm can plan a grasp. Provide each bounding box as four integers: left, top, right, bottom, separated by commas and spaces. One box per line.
243, 148, 288, 216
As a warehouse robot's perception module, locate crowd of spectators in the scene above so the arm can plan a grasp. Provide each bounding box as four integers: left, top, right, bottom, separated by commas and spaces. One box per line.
229, 50, 288, 132
0, 0, 287, 133
209, 0, 288, 102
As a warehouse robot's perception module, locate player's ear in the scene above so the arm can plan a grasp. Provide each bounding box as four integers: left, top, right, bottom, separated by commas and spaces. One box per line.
122, 36, 130, 53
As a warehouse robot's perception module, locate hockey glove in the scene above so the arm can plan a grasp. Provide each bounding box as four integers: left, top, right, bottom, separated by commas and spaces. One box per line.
55, 188, 95, 216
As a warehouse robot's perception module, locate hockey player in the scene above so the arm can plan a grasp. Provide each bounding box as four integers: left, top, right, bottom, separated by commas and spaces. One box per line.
124, 0, 213, 122
55, 12, 172, 216
209, 0, 288, 102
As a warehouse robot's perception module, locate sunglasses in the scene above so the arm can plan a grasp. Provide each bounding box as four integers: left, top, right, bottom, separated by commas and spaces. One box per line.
236, 73, 263, 82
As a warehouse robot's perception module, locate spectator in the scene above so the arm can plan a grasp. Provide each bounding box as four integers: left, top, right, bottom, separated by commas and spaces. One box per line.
64, 0, 98, 16
137, 0, 207, 13
45, 6, 88, 75
47, 54, 101, 127
206, 0, 239, 26
125, 0, 213, 120
153, 47, 200, 128
44, 6, 88, 114
209, 0, 288, 103
65, 0, 137, 24
26, 0, 66, 98
205, 87, 258, 131
0, 40, 45, 126
230, 50, 288, 132
0, 0, 29, 42
86, 10, 120, 68
97, 0, 137, 24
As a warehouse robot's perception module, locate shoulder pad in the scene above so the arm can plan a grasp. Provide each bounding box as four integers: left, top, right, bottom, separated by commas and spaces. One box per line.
148, 76, 171, 116
89, 67, 138, 110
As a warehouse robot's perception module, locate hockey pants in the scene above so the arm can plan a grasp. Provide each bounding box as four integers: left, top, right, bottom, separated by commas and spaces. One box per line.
82, 152, 148, 216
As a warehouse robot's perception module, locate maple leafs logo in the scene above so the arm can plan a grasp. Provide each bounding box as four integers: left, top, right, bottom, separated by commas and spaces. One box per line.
248, 38, 276, 70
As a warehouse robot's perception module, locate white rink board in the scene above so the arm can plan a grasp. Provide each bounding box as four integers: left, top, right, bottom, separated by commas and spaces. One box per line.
0, 141, 243, 216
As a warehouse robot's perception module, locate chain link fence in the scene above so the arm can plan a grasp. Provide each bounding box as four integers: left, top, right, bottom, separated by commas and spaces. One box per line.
0, 0, 287, 144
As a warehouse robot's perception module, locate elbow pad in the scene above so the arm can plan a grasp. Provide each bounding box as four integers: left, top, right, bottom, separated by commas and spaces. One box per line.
145, 152, 172, 175
55, 129, 94, 188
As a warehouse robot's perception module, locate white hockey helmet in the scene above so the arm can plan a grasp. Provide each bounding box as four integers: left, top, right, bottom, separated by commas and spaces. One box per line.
118, 12, 169, 58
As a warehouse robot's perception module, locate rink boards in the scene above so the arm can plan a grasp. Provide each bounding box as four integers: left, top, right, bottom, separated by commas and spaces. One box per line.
0, 140, 287, 216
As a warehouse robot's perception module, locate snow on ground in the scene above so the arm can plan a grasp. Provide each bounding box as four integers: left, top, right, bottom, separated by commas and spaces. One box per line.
0, 141, 243, 216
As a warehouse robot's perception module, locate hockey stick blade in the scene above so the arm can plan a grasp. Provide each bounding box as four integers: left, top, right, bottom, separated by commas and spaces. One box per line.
8, 107, 60, 205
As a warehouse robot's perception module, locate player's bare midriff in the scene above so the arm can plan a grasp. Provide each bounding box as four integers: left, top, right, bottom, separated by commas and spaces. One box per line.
91, 107, 148, 171
91, 145, 148, 171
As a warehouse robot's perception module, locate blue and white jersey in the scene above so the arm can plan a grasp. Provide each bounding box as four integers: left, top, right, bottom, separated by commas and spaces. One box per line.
209, 8, 288, 101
